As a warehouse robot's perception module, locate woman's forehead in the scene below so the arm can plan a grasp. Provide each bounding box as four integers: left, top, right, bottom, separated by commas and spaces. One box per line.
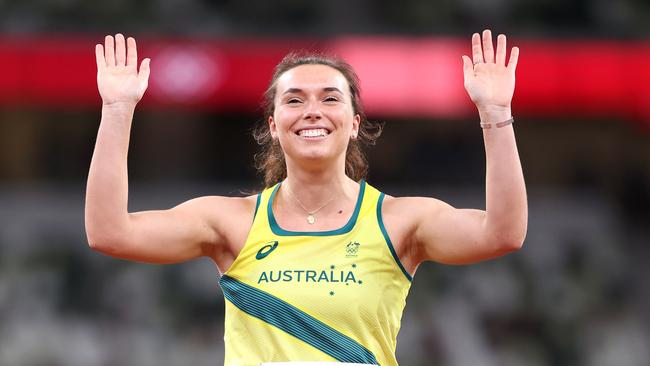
276, 64, 349, 94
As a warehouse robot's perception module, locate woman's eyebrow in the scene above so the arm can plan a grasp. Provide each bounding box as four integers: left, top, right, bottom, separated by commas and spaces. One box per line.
282, 87, 343, 95
323, 87, 343, 94
282, 88, 303, 95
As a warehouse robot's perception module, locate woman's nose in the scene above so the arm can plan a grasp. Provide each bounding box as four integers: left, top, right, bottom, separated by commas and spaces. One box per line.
303, 101, 322, 120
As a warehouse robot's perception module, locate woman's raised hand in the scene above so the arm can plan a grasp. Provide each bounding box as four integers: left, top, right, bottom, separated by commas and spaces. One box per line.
96, 34, 150, 106
462, 30, 519, 111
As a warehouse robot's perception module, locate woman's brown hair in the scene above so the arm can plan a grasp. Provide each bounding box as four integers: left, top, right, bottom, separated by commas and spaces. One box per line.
253, 52, 383, 187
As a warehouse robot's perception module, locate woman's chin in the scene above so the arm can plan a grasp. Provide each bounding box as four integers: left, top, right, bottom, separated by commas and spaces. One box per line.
300, 151, 331, 162
287, 150, 337, 166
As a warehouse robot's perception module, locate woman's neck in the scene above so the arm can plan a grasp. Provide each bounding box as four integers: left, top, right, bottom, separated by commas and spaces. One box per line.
282, 161, 358, 210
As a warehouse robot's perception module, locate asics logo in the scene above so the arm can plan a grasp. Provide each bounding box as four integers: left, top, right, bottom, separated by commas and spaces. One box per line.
256, 241, 279, 260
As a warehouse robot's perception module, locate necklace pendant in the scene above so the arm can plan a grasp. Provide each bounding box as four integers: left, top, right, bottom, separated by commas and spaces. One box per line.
307, 214, 315, 224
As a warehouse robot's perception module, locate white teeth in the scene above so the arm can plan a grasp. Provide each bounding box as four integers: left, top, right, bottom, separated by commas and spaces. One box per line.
298, 128, 329, 137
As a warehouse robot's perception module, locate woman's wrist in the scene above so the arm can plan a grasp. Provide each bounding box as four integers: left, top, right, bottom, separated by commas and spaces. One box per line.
101, 101, 137, 125
477, 105, 512, 124
102, 101, 137, 117
102, 100, 138, 109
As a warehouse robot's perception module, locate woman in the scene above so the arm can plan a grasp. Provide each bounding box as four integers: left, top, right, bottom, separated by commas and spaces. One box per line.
86, 30, 526, 366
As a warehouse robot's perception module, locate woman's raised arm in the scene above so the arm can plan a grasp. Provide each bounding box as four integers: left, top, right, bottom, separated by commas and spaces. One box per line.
85, 34, 252, 264
385, 30, 527, 266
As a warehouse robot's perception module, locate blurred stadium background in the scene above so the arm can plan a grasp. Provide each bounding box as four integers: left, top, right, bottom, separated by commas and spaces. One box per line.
1, 0, 649, 365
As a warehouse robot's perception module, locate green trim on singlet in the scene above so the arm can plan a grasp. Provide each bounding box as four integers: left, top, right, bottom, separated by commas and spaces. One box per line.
377, 193, 413, 282
220, 275, 379, 365
253, 193, 261, 219
267, 180, 366, 237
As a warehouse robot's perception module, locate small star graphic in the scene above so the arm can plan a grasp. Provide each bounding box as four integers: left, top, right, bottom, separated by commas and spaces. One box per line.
346, 283, 349, 286
329, 291, 335, 296
352, 264, 357, 268
358, 280, 363, 285
330, 264, 335, 269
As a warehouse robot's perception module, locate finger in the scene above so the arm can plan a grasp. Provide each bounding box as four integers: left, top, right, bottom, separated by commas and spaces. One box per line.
104, 35, 115, 66
496, 34, 507, 66
462, 55, 473, 83
471, 33, 483, 65
115, 33, 126, 67
138, 58, 151, 85
482, 29, 494, 63
507, 46, 519, 72
126, 37, 138, 69
95, 44, 106, 69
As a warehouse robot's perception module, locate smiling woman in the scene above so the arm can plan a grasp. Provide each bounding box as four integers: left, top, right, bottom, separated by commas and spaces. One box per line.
253, 52, 383, 188
85, 30, 527, 366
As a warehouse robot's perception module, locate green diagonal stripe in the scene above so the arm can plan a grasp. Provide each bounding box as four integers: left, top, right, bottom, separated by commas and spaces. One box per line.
220, 275, 379, 365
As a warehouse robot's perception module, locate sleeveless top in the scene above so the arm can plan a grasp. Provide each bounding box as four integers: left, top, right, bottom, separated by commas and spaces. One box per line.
219, 180, 413, 366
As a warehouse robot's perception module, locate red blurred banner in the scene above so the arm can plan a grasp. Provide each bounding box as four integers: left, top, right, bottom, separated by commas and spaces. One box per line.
1, 36, 649, 122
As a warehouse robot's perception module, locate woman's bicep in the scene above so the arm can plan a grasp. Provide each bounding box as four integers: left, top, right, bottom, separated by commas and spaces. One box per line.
119, 203, 216, 263
410, 198, 510, 265
92, 196, 234, 264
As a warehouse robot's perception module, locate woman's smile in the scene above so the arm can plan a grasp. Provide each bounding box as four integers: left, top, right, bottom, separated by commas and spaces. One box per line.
296, 127, 332, 140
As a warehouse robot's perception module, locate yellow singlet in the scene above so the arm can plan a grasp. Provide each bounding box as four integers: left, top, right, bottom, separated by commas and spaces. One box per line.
220, 180, 413, 366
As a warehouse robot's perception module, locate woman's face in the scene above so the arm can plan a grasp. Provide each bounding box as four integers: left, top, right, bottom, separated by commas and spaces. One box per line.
269, 64, 360, 166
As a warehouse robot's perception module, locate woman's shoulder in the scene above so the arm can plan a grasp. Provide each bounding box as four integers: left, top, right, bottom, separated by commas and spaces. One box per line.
179, 193, 258, 210
188, 193, 259, 248
378, 192, 449, 221
176, 194, 259, 226
371, 190, 444, 274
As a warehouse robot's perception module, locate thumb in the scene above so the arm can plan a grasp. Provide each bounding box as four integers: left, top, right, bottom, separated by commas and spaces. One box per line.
138, 58, 151, 84
461, 55, 473, 84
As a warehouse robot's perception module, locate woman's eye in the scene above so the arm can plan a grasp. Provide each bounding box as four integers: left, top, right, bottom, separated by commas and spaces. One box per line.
324, 96, 339, 102
287, 98, 301, 104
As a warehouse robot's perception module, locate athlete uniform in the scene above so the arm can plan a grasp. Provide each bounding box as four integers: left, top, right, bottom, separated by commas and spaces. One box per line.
220, 180, 413, 366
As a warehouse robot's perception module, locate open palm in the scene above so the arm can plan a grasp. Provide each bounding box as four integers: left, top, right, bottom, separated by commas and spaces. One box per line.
462, 30, 519, 109
96, 34, 150, 106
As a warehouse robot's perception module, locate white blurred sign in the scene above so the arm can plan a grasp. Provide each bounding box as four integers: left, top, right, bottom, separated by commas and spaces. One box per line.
149, 46, 224, 103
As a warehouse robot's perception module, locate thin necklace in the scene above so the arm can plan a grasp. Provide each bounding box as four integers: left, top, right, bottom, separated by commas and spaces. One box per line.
283, 182, 336, 225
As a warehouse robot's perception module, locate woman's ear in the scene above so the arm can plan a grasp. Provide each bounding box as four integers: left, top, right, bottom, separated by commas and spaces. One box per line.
351, 114, 360, 140
269, 116, 278, 139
